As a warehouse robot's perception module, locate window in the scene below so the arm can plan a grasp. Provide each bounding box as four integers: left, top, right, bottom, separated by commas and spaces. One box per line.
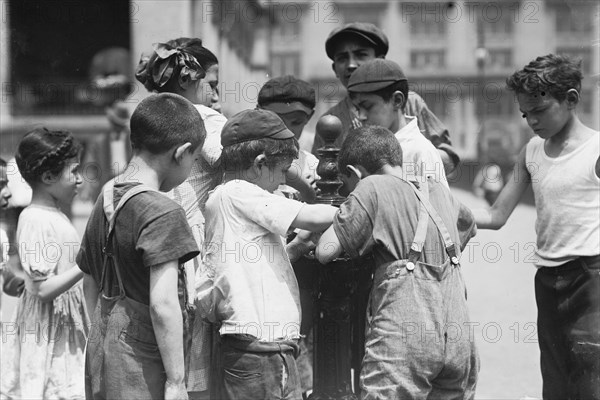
8, 0, 131, 115
556, 47, 592, 74
407, 3, 447, 37
271, 20, 300, 50
410, 50, 446, 69
339, 4, 382, 26
477, 88, 516, 117
272, 20, 300, 39
555, 5, 593, 35
476, 4, 515, 38
488, 49, 513, 69
271, 53, 300, 77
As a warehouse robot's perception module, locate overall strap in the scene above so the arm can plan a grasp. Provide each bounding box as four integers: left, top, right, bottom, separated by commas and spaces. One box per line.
405, 180, 459, 267
99, 179, 155, 298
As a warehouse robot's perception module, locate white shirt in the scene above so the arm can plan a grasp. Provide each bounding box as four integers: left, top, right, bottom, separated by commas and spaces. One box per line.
168, 104, 227, 247
197, 179, 304, 341
526, 134, 600, 267
395, 116, 449, 188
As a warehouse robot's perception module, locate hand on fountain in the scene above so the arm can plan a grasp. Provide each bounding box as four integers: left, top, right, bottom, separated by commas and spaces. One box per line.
287, 229, 320, 262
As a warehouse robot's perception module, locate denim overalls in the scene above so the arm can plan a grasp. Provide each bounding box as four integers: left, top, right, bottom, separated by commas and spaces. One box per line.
85, 182, 190, 400
361, 182, 479, 400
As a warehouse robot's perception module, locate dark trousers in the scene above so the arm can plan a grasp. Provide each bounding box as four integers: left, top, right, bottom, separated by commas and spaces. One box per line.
535, 255, 600, 400
221, 335, 302, 400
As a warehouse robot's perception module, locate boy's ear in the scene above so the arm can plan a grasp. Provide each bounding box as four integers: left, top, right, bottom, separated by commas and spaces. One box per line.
253, 153, 267, 170
565, 89, 580, 108
392, 90, 406, 111
347, 165, 363, 180
174, 142, 193, 163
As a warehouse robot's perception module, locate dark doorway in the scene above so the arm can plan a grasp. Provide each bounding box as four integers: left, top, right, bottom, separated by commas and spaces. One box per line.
9, 0, 131, 115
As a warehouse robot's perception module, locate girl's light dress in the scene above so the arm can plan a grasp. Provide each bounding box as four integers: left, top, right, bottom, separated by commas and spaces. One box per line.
1, 205, 89, 399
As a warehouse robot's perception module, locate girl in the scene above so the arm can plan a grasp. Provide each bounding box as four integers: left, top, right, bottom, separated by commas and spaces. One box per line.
1, 128, 89, 399
135, 37, 224, 215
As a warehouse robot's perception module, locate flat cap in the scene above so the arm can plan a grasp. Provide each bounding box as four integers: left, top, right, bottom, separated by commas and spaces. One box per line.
258, 75, 316, 115
221, 109, 295, 147
325, 22, 389, 60
347, 59, 407, 93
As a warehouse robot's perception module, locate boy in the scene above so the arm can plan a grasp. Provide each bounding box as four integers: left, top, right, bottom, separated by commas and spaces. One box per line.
257, 75, 320, 394
347, 58, 448, 188
473, 54, 600, 399
77, 93, 204, 400
257, 75, 319, 203
316, 126, 478, 399
196, 109, 337, 399
313, 22, 459, 175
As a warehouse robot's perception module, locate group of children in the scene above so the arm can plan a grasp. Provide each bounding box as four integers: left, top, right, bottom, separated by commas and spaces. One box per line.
0, 22, 598, 400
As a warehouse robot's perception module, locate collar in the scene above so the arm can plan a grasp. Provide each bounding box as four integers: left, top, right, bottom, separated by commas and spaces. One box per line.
395, 116, 419, 137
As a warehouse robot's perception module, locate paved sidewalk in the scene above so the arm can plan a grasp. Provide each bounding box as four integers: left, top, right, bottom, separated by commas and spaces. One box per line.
456, 189, 542, 399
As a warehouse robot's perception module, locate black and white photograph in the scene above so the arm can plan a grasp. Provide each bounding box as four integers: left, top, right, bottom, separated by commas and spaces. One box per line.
0, 1, 598, 399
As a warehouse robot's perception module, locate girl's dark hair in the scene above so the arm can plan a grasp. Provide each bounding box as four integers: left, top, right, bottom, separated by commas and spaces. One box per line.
221, 138, 299, 171
338, 125, 402, 175
15, 128, 81, 185
135, 37, 218, 94
506, 53, 583, 102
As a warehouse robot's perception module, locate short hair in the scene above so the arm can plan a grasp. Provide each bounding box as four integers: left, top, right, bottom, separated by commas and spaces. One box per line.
221, 137, 299, 171
338, 126, 402, 175
16, 128, 81, 185
0, 157, 6, 168
130, 93, 206, 154
350, 80, 409, 111
506, 54, 583, 102
373, 81, 409, 108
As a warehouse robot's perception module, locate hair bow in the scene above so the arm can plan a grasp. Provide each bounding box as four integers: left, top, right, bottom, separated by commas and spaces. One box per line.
135, 52, 152, 86
151, 42, 205, 88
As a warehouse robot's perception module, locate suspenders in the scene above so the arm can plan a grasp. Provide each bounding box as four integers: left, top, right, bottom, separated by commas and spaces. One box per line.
99, 180, 155, 299
405, 180, 459, 271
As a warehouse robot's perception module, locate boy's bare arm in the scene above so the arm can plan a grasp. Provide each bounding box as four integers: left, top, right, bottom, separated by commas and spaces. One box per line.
316, 225, 343, 264
149, 260, 187, 398
291, 204, 337, 232
83, 273, 99, 315
473, 147, 530, 230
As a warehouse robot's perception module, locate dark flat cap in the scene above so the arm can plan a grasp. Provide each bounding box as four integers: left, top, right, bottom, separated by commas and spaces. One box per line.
325, 22, 389, 60
221, 109, 295, 147
347, 59, 407, 93
258, 75, 316, 115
